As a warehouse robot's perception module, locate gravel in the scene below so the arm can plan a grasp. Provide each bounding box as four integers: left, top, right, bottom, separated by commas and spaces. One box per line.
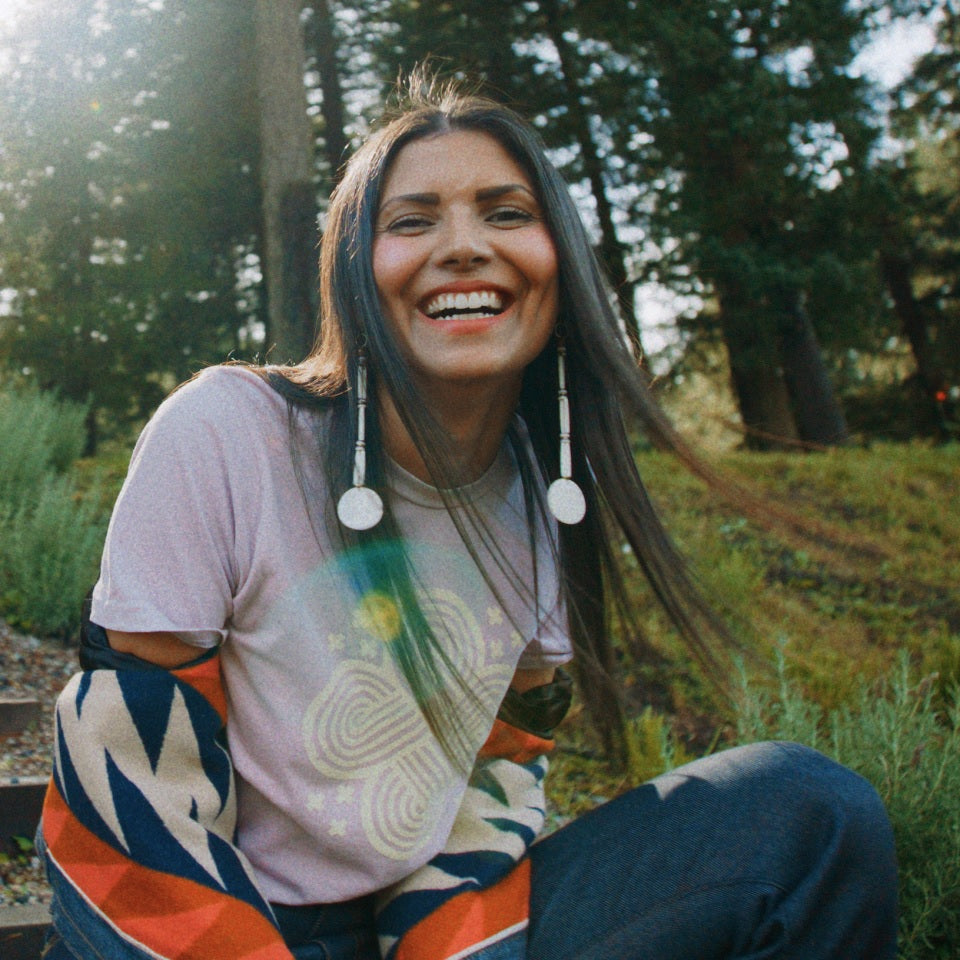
1, 621, 79, 908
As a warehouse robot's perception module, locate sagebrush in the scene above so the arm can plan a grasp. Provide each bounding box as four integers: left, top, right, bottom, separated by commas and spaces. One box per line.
737, 651, 960, 960
0, 386, 106, 636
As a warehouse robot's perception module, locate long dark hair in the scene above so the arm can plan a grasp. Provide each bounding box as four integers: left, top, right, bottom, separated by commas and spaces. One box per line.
269, 74, 735, 762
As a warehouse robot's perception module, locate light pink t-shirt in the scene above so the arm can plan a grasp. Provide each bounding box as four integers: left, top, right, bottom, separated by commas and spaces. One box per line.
91, 366, 570, 905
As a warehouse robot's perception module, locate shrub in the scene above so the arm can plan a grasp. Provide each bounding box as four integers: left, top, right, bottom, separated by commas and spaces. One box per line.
736, 652, 960, 960
0, 474, 106, 637
0, 386, 105, 636
0, 385, 86, 508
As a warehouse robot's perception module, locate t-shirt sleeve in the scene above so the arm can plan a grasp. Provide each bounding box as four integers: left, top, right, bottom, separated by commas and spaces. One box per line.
90, 368, 253, 648
516, 597, 573, 670
517, 637, 573, 670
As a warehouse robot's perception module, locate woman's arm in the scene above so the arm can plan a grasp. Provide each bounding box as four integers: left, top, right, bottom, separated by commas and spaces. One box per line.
42, 621, 294, 960
375, 667, 570, 960
510, 666, 554, 693
106, 628, 202, 668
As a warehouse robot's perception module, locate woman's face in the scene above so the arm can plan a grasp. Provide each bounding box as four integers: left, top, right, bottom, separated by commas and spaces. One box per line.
372, 130, 559, 401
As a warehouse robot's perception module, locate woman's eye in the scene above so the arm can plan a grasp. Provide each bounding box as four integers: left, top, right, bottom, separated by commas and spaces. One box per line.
384, 214, 433, 233
487, 206, 536, 226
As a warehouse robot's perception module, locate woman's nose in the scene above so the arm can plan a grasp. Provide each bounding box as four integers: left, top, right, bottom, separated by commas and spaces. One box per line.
436, 213, 490, 268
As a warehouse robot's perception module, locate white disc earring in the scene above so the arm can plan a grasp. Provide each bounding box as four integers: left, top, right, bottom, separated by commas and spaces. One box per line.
547, 342, 586, 525
336, 353, 384, 531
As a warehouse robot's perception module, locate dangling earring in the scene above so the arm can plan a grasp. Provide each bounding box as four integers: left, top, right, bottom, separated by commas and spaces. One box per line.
337, 351, 384, 531
547, 341, 586, 525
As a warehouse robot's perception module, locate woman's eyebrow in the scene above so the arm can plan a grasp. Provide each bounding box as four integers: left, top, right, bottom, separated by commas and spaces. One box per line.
476, 183, 536, 201
378, 192, 439, 214
379, 184, 536, 214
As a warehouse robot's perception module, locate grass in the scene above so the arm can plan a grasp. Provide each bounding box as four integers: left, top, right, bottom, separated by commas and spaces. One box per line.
648, 443, 955, 708
546, 440, 960, 960
550, 440, 960, 755
0, 387, 110, 636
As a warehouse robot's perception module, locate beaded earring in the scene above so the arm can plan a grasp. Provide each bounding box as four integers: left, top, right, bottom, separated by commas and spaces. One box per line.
336, 352, 384, 531
546, 341, 586, 525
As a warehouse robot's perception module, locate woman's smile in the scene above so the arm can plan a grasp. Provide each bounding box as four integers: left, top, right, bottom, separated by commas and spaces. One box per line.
372, 130, 559, 398
421, 287, 508, 322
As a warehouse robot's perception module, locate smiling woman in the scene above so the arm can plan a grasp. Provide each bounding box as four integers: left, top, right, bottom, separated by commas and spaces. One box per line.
37, 71, 898, 960
371, 130, 559, 483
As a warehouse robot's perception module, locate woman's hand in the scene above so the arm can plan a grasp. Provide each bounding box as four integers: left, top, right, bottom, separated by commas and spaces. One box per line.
106, 629, 203, 668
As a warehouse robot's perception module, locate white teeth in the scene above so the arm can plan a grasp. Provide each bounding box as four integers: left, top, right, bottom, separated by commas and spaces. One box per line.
423, 290, 504, 318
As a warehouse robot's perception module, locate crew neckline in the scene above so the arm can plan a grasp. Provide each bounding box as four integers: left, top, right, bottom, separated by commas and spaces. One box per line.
386, 441, 516, 510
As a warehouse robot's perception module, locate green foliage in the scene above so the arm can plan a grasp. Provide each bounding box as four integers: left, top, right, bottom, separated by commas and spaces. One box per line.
1, 0, 955, 450
358, 0, 957, 445
0, 386, 86, 506
0, 475, 107, 637
631, 443, 960, 708
623, 707, 695, 784
0, 0, 263, 451
0, 386, 107, 637
11, 835, 34, 856
737, 652, 960, 960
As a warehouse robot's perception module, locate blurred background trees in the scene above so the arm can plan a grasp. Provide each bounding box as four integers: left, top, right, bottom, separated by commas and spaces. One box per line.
881, 2, 960, 439
1, 0, 957, 451
0, 0, 261, 451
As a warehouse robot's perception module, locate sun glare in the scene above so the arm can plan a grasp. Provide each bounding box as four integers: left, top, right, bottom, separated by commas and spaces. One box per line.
0, 0, 35, 34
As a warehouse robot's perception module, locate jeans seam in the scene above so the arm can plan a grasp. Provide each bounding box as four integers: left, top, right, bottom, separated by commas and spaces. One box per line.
52, 904, 108, 960
304, 912, 333, 958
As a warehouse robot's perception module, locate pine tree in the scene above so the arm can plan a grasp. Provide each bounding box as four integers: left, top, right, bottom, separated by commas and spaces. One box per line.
0, 0, 262, 449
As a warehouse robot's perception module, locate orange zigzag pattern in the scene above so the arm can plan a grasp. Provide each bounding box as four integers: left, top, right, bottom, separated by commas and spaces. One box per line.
392, 859, 530, 960
42, 780, 293, 960
479, 718, 554, 764
171, 654, 228, 723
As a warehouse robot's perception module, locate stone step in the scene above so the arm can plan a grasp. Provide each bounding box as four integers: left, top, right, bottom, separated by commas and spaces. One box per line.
0, 776, 47, 857
0, 903, 51, 960
0, 699, 42, 737
0, 698, 52, 957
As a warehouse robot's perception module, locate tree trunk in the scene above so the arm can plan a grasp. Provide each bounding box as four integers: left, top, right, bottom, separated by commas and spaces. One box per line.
779, 295, 850, 446
880, 251, 952, 438
83, 403, 99, 458
537, 0, 642, 353
253, 0, 317, 363
719, 297, 799, 450
309, 0, 348, 189
727, 358, 800, 450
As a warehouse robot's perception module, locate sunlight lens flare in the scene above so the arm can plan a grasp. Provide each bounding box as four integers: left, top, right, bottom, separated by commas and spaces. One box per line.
0, 0, 37, 33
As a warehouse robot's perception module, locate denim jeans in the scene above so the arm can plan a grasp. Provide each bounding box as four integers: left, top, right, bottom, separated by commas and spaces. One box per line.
526, 741, 897, 959
44, 742, 897, 960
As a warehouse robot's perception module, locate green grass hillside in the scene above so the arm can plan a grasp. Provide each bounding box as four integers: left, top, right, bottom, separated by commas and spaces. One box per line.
547, 441, 960, 960
644, 443, 958, 706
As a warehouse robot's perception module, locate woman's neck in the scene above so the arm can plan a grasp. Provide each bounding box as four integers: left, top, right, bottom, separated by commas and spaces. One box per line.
377, 380, 519, 486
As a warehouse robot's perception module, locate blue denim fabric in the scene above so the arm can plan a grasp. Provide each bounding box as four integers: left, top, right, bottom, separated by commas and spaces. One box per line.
44, 742, 897, 960
271, 899, 379, 960
527, 742, 898, 960
464, 930, 528, 960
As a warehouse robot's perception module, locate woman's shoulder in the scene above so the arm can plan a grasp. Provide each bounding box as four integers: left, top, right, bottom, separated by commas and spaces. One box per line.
176, 362, 279, 403
132, 365, 305, 462
155, 364, 292, 427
